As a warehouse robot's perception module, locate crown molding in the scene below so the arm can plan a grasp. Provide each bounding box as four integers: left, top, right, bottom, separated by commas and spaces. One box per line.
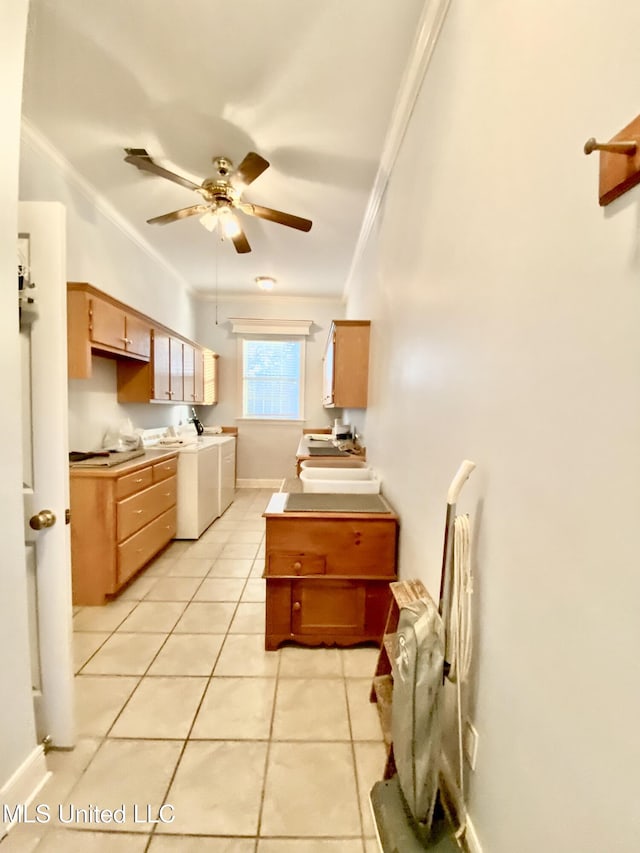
343, 0, 451, 298
20, 118, 192, 292
192, 289, 345, 305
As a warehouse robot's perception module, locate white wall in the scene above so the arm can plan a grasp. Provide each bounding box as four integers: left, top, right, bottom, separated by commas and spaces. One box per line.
346, 3, 640, 852
0, 0, 39, 796
20, 129, 196, 448
194, 295, 345, 480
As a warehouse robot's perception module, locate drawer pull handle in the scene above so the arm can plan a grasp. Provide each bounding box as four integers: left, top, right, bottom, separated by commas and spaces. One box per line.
292, 601, 301, 612
293, 561, 302, 571
134, 478, 144, 483
135, 509, 144, 515
164, 492, 171, 497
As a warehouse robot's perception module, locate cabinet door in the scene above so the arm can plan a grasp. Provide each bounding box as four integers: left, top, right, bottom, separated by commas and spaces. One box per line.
152, 330, 171, 401
291, 579, 367, 635
90, 298, 126, 351
322, 326, 336, 406
170, 337, 184, 402
183, 343, 196, 402
323, 321, 370, 408
124, 313, 151, 359
193, 347, 205, 403
203, 349, 218, 404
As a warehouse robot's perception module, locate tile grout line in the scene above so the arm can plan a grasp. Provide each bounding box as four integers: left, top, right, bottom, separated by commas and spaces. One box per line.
343, 650, 370, 851
253, 629, 283, 845
140, 521, 263, 848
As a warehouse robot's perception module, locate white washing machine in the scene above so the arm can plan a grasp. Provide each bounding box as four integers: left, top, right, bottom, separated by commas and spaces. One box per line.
140, 428, 236, 539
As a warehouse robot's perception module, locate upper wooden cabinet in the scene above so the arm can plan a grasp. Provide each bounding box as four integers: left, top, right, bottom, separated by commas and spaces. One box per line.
67, 283, 152, 378
322, 320, 370, 408
67, 283, 219, 405
90, 297, 151, 360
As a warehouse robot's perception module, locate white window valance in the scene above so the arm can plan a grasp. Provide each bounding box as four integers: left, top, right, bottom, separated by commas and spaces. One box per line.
229, 317, 313, 336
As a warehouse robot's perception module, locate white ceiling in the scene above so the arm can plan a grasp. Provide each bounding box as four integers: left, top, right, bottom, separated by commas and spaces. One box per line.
21, 0, 425, 299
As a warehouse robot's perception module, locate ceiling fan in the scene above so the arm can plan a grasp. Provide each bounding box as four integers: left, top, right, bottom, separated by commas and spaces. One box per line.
123, 148, 312, 254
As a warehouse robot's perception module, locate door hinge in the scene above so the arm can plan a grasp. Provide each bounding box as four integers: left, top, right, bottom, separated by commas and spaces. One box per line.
41, 734, 52, 753
65, 508, 71, 525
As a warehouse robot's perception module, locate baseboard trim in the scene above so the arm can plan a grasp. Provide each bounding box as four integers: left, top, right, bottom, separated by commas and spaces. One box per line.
0, 745, 50, 839
439, 752, 483, 853
236, 478, 283, 489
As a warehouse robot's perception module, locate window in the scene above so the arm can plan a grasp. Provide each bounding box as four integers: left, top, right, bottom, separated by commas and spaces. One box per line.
241, 337, 304, 420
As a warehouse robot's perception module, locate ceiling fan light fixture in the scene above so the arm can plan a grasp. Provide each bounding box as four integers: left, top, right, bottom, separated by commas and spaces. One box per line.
199, 210, 218, 232
219, 209, 241, 239
256, 276, 276, 291
199, 206, 241, 238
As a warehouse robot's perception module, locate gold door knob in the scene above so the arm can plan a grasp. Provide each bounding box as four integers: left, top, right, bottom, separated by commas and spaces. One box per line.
292, 601, 301, 612
29, 509, 56, 530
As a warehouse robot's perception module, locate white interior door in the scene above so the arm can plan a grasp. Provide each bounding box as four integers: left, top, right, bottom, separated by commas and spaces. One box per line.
19, 201, 74, 748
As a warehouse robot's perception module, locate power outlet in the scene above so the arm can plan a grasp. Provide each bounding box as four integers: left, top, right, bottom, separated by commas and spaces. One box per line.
464, 719, 478, 770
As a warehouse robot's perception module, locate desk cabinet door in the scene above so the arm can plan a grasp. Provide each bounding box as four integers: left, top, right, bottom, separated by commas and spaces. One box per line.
291, 579, 366, 635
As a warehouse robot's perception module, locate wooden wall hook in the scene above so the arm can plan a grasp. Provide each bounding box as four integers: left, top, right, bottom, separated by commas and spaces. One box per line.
584, 137, 637, 156
584, 113, 640, 206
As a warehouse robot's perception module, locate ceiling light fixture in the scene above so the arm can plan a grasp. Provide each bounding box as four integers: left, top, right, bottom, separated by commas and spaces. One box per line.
199, 206, 241, 238
256, 276, 276, 291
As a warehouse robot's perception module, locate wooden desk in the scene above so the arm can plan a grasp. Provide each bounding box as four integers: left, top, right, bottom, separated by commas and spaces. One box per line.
262, 492, 398, 650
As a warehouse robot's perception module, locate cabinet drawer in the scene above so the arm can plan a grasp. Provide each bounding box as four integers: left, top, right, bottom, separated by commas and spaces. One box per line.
153, 457, 178, 482
117, 476, 177, 542
267, 551, 326, 576
117, 506, 176, 586
266, 518, 397, 576
115, 465, 153, 500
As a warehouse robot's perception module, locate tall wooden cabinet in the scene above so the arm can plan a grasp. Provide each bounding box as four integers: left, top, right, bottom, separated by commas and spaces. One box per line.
322, 320, 370, 408
263, 493, 397, 650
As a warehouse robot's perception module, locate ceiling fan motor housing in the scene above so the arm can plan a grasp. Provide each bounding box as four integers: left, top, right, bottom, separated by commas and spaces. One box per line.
212, 156, 233, 177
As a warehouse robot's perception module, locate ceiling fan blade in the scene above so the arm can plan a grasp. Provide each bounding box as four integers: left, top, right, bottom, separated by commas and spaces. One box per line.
147, 204, 208, 225
231, 224, 251, 254
124, 148, 202, 192
242, 203, 312, 232
234, 151, 270, 187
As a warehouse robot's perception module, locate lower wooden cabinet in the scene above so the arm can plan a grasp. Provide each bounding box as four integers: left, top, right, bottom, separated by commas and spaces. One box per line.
263, 496, 398, 650
70, 452, 178, 605
265, 576, 392, 650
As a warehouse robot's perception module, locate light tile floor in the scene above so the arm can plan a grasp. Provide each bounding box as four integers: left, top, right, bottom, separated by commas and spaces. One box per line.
2, 490, 385, 853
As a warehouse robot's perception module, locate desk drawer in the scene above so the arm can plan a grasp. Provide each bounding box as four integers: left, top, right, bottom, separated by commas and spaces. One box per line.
153, 457, 177, 482
117, 476, 177, 542
266, 518, 397, 576
267, 551, 326, 576
115, 465, 153, 500
117, 506, 176, 586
